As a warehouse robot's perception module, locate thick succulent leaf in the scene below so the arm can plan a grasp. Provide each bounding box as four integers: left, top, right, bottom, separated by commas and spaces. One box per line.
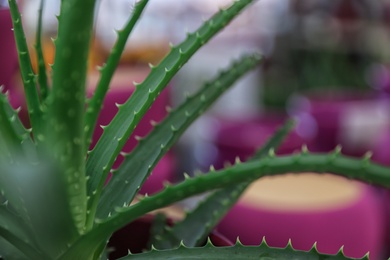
151, 120, 295, 249
63, 151, 389, 258
84, 0, 149, 149
0, 228, 43, 260
96, 53, 261, 219
119, 240, 363, 260
0, 158, 79, 258
86, 0, 257, 219
8, 0, 43, 135
0, 236, 29, 260
45, 0, 97, 233
0, 90, 32, 142
0, 93, 22, 156
147, 213, 170, 250
0, 90, 35, 160
0, 202, 34, 246
34, 0, 49, 100
149, 184, 243, 250
0, 202, 46, 259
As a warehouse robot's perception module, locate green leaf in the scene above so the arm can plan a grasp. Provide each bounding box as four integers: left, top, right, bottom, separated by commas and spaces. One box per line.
44, 0, 97, 233
34, 0, 50, 101
84, 0, 149, 149
86, 0, 257, 221
0, 92, 23, 154
0, 236, 29, 260
119, 240, 362, 260
95, 53, 262, 219
0, 89, 35, 160
63, 151, 389, 258
0, 91, 32, 142
0, 201, 47, 259
8, 0, 43, 136
0, 158, 79, 258
147, 213, 170, 250
150, 119, 295, 249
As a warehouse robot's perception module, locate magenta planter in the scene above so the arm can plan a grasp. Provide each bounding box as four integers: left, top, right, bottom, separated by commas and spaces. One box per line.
217, 180, 384, 259
293, 91, 390, 156
372, 129, 390, 259
0, 8, 18, 90
212, 115, 385, 260
212, 115, 307, 169
372, 130, 390, 167
384, 190, 390, 259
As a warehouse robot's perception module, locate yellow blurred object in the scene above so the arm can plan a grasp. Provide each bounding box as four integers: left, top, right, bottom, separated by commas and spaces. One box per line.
29, 37, 109, 76
92, 37, 170, 66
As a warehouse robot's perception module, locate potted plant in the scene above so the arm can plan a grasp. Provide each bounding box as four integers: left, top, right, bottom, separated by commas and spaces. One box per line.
203, 114, 384, 259
1, 0, 390, 259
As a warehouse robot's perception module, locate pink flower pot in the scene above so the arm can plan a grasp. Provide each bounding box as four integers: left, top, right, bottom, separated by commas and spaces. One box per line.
372, 130, 390, 167
372, 129, 390, 259
212, 114, 307, 169
211, 115, 385, 259
0, 8, 18, 90
383, 190, 390, 259
217, 177, 384, 259
291, 91, 390, 156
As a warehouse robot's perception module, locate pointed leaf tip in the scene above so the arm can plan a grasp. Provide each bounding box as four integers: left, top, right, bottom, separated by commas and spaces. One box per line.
363, 151, 373, 160
268, 148, 275, 157
301, 144, 309, 154
333, 144, 342, 154
234, 156, 241, 164
134, 135, 143, 141
261, 236, 268, 246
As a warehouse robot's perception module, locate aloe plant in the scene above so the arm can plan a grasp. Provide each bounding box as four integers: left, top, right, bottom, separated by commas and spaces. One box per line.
0, 0, 389, 259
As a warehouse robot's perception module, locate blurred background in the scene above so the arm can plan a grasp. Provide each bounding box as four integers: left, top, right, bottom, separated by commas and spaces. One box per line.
1, 0, 390, 259
15, 0, 390, 163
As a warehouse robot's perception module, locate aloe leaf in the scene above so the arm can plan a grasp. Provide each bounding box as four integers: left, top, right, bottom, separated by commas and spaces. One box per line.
0, 228, 43, 260
0, 157, 79, 258
119, 240, 360, 260
0, 202, 47, 259
0, 92, 23, 154
86, 0, 257, 218
95, 53, 262, 220
44, 0, 97, 233
84, 0, 149, 148
0, 138, 11, 162
0, 236, 29, 260
63, 151, 389, 258
0, 89, 35, 160
0, 90, 32, 144
147, 213, 170, 250
151, 119, 295, 249
34, 0, 49, 100
8, 0, 43, 135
